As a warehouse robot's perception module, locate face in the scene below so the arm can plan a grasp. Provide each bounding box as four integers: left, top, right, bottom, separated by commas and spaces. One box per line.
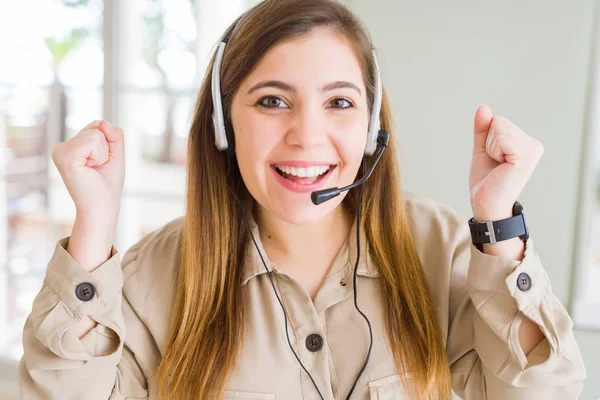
230, 27, 370, 225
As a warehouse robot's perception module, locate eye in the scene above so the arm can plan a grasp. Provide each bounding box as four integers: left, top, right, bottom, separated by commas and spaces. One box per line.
327, 98, 353, 109
257, 96, 289, 109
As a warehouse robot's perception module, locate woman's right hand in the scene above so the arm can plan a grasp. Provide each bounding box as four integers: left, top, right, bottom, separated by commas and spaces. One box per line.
51, 120, 126, 219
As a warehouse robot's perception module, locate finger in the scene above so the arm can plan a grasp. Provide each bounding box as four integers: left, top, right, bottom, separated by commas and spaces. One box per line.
487, 131, 517, 165
74, 130, 109, 168
487, 115, 535, 165
85, 131, 110, 168
473, 104, 493, 156
79, 120, 102, 133
98, 120, 125, 157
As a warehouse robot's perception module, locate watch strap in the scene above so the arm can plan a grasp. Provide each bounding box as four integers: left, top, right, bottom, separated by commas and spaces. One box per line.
468, 203, 529, 252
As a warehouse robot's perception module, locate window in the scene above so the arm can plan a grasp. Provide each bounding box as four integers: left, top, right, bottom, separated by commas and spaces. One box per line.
0, 0, 105, 363
570, 30, 600, 331
0, 0, 253, 365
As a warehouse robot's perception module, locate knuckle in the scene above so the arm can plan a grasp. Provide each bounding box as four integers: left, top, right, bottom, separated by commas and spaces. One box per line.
90, 129, 106, 145
95, 132, 109, 160
51, 144, 61, 163
537, 141, 545, 157
77, 133, 91, 148
93, 128, 104, 139
490, 115, 504, 130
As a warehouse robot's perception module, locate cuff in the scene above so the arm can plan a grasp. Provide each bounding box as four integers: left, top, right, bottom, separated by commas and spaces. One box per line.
467, 238, 563, 371
44, 236, 123, 319
29, 237, 125, 361
468, 238, 546, 310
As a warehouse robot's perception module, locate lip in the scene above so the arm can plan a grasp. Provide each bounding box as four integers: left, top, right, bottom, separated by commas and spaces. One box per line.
270, 164, 336, 193
271, 160, 335, 168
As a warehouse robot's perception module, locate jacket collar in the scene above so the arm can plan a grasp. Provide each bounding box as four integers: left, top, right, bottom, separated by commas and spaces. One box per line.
240, 216, 380, 286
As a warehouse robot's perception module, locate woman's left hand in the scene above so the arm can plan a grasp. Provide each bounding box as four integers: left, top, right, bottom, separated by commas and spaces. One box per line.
469, 104, 545, 222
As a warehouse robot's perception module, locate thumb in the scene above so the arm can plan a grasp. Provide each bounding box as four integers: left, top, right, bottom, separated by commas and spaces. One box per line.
98, 120, 125, 157
473, 104, 493, 155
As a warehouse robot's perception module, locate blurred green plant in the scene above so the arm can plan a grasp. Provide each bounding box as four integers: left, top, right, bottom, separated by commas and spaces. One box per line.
44, 27, 90, 71
43, 0, 101, 77
60, 0, 91, 6
141, 0, 197, 163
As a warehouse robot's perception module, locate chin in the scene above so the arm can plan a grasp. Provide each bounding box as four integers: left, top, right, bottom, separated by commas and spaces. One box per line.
266, 193, 347, 226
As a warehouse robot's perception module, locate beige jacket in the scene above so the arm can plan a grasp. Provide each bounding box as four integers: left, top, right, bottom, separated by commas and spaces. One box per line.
19, 192, 586, 399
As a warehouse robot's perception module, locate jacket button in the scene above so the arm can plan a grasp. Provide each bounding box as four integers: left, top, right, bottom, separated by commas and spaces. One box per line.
305, 334, 323, 352
516, 272, 532, 292
76, 282, 95, 301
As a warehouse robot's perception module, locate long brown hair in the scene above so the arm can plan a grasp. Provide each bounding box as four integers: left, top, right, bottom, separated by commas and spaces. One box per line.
156, 0, 451, 398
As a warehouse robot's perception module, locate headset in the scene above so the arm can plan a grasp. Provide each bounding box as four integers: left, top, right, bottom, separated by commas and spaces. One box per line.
210, 16, 389, 400
211, 24, 385, 157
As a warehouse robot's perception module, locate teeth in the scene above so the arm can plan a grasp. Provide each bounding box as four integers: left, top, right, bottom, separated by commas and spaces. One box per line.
275, 164, 330, 178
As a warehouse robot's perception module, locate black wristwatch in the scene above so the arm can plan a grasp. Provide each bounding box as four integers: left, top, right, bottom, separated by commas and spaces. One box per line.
468, 201, 529, 252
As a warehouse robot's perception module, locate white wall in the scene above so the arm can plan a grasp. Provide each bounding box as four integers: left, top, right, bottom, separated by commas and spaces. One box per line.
343, 0, 599, 399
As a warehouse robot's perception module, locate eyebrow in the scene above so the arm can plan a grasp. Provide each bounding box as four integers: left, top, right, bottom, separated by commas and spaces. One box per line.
322, 81, 362, 96
247, 80, 362, 96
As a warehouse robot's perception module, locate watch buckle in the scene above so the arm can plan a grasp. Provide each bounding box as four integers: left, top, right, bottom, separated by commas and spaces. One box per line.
485, 221, 497, 244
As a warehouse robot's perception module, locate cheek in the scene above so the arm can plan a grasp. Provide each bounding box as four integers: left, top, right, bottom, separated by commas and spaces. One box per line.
332, 115, 369, 167
234, 111, 281, 157
235, 126, 266, 177
233, 116, 279, 197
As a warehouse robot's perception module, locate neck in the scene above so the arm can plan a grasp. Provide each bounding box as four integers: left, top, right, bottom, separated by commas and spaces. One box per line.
256, 204, 352, 271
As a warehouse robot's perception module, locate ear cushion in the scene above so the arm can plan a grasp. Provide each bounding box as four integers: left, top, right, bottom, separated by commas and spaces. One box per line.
365, 50, 383, 156
225, 120, 235, 155
211, 42, 229, 151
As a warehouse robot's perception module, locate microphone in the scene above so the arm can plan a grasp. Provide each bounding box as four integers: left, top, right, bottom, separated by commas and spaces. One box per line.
311, 130, 389, 205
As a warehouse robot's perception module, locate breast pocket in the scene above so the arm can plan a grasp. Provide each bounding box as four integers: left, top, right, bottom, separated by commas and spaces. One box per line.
221, 390, 277, 399
367, 373, 412, 400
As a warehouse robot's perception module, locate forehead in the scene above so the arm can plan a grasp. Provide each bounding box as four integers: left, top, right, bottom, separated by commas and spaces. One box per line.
241, 27, 366, 90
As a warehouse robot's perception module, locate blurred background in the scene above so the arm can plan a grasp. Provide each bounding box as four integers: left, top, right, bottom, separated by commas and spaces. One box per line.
0, 0, 598, 399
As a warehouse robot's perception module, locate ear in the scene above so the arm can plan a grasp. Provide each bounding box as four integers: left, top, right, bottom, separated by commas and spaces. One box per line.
225, 120, 236, 156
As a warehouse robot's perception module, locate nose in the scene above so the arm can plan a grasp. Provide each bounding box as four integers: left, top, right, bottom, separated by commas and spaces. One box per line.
285, 103, 328, 150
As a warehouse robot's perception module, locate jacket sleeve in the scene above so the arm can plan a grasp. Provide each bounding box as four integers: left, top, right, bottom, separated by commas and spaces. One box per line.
19, 236, 150, 400
446, 216, 587, 399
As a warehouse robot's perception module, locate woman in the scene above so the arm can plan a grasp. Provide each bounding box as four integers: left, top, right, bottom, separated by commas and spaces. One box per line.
19, 0, 586, 399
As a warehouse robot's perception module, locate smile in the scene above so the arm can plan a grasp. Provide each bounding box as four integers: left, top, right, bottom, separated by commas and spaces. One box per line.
274, 164, 330, 178
270, 163, 337, 193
